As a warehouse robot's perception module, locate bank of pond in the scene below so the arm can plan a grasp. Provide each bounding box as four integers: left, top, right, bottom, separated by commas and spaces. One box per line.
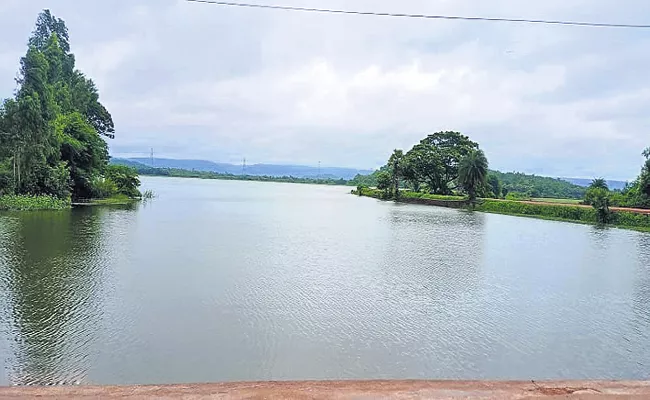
0, 194, 144, 211
353, 187, 650, 232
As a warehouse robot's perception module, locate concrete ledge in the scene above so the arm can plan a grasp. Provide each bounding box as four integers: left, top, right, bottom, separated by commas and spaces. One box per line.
1, 380, 649, 399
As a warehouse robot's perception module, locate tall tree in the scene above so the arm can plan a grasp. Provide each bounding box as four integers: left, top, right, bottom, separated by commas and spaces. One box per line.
418, 131, 479, 193
376, 171, 392, 199
458, 149, 489, 204
388, 149, 404, 199
589, 178, 609, 191
0, 10, 121, 199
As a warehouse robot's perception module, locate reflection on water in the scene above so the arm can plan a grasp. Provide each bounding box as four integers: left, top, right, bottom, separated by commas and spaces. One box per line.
1, 177, 650, 385
0, 207, 137, 385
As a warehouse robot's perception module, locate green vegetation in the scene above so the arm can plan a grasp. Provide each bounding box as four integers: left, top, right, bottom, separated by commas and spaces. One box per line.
581, 154, 650, 211
352, 187, 465, 202
0, 10, 141, 209
530, 198, 582, 204
83, 194, 136, 206
490, 171, 586, 199
475, 199, 650, 231
0, 194, 70, 211
114, 160, 351, 186
354, 130, 650, 230
458, 149, 489, 205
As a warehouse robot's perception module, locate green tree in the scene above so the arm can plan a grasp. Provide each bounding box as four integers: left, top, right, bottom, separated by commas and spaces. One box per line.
105, 165, 141, 198
586, 187, 611, 223
486, 173, 502, 198
458, 149, 489, 205
418, 131, 479, 194
388, 149, 404, 199
0, 10, 120, 199
403, 143, 445, 194
590, 178, 609, 191
376, 171, 391, 199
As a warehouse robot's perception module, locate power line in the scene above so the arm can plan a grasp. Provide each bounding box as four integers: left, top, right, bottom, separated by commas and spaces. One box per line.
186, 0, 650, 29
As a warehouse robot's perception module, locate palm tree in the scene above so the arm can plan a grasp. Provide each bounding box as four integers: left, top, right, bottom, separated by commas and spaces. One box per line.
589, 178, 608, 191
458, 149, 488, 205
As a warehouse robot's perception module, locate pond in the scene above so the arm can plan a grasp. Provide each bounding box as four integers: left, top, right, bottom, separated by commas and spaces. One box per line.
0, 177, 649, 385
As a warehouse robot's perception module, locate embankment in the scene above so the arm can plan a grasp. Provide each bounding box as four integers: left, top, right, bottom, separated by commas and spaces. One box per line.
353, 188, 650, 231
1, 380, 649, 399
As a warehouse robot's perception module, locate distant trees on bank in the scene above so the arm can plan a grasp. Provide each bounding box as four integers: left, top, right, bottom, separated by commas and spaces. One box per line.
351, 131, 650, 212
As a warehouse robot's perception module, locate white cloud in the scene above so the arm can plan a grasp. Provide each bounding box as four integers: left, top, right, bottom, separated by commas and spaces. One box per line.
1, 0, 649, 178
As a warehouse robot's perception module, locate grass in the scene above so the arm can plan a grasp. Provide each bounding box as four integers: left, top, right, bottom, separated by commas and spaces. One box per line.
80, 194, 138, 206
354, 189, 650, 231
530, 198, 583, 204
475, 199, 650, 231
0, 195, 71, 211
400, 191, 465, 201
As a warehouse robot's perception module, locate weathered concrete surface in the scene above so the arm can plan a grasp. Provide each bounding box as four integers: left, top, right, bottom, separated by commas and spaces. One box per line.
0, 380, 649, 399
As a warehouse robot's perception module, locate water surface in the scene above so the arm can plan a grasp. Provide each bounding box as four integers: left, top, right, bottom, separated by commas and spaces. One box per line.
1, 177, 649, 385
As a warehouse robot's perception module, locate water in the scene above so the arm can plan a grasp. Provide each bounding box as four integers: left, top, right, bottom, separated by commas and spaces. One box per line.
0, 177, 649, 386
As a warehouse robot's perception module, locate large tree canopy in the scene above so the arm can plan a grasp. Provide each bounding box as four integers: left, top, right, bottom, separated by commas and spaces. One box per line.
0, 9, 125, 199
399, 131, 479, 195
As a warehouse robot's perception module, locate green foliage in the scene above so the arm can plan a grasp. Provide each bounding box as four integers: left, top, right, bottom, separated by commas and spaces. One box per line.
0, 10, 121, 202
585, 187, 611, 223
486, 173, 502, 198
505, 191, 531, 201
476, 199, 600, 223
458, 149, 489, 204
400, 131, 479, 195
0, 194, 70, 211
376, 171, 392, 198
90, 176, 117, 199
490, 171, 586, 199
86, 194, 134, 205
475, 199, 650, 230
105, 165, 141, 198
590, 178, 609, 191
388, 149, 404, 199
349, 172, 378, 188
399, 191, 464, 201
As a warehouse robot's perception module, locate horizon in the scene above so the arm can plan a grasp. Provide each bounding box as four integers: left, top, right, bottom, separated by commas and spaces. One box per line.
3, 1, 650, 181
115, 155, 632, 182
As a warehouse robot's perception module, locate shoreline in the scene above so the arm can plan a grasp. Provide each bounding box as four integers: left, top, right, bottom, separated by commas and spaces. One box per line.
353, 189, 650, 232
1, 380, 649, 399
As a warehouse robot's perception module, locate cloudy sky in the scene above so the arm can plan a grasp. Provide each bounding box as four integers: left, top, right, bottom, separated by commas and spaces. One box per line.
1, 0, 650, 179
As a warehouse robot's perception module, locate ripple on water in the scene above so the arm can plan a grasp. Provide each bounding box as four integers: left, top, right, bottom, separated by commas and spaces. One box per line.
1, 180, 650, 384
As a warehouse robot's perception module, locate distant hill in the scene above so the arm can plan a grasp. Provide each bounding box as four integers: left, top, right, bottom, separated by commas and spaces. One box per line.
119, 158, 373, 180
561, 178, 628, 191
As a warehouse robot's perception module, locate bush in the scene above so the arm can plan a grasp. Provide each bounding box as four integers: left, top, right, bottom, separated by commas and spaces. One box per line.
91, 177, 118, 199
505, 191, 531, 201
475, 199, 599, 223
105, 165, 141, 198
400, 191, 464, 201
0, 195, 71, 211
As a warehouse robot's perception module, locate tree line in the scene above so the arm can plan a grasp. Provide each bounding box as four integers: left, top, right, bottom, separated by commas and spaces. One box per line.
353, 131, 650, 213
583, 150, 650, 221
0, 10, 140, 202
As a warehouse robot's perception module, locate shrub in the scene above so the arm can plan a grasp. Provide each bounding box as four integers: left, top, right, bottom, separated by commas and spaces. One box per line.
0, 195, 71, 211
91, 177, 118, 199
105, 165, 141, 198
505, 191, 531, 201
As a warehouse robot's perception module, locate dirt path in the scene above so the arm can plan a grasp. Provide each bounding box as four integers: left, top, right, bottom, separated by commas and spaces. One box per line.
1, 380, 649, 399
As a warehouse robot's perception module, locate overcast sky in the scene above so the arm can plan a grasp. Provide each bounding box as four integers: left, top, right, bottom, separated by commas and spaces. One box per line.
1, 0, 650, 179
